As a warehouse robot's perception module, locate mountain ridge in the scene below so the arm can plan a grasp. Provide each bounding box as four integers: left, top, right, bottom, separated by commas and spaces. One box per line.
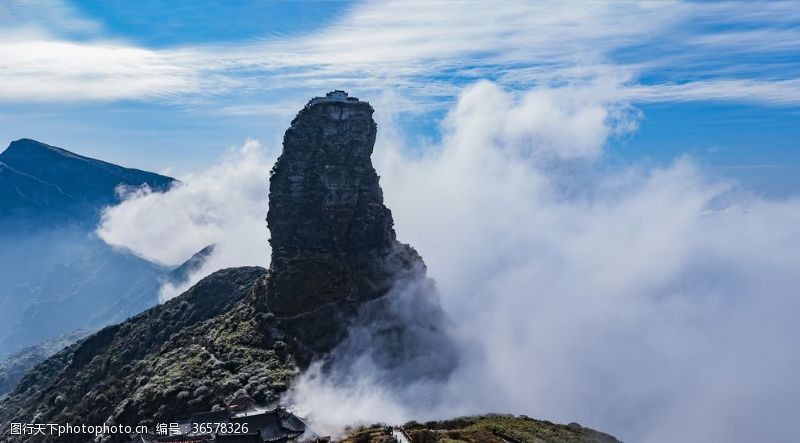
0, 139, 193, 359
0, 138, 175, 227
0, 329, 94, 399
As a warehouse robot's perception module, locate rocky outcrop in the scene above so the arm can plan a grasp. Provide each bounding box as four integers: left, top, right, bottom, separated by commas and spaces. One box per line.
267, 91, 426, 355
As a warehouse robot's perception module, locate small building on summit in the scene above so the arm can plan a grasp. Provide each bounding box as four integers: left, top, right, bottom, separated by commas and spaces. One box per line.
326, 90, 348, 100
305, 90, 362, 108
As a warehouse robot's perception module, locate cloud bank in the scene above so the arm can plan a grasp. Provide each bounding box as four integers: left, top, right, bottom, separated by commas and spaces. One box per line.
98, 140, 276, 300
282, 82, 800, 443
99, 79, 800, 441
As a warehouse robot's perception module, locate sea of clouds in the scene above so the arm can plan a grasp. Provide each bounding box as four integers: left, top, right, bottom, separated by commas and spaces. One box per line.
98, 81, 800, 443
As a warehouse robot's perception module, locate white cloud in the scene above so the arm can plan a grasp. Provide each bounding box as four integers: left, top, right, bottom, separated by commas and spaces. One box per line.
62, 0, 800, 438
92, 73, 800, 441
97, 139, 276, 300
442, 81, 639, 160
623, 78, 800, 106
281, 81, 800, 443
97, 80, 800, 440
0, 31, 228, 101
3, 1, 800, 106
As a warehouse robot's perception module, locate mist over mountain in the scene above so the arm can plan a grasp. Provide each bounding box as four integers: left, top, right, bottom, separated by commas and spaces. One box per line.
0, 92, 614, 443
0, 139, 191, 359
2, 0, 799, 441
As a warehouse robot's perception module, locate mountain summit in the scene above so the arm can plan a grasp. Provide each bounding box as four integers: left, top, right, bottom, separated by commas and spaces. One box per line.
268, 91, 394, 316
0, 139, 174, 226
267, 91, 428, 355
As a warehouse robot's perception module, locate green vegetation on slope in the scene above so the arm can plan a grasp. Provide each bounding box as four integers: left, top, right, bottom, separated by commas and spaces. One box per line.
337, 415, 620, 443
402, 415, 620, 443
0, 267, 299, 443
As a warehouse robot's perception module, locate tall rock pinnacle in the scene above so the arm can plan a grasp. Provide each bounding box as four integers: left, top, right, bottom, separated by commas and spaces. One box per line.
266, 91, 423, 350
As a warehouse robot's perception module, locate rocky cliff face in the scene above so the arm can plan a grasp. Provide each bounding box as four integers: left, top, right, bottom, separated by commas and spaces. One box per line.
267, 92, 426, 355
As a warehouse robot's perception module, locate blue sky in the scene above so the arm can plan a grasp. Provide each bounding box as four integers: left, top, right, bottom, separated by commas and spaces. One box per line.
6, 4, 799, 439
1, 0, 799, 195
70, 0, 349, 46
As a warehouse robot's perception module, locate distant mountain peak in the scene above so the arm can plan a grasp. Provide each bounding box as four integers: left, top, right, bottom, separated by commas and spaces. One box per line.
5, 138, 53, 152
1, 139, 105, 169
1, 138, 174, 184
0, 138, 175, 228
